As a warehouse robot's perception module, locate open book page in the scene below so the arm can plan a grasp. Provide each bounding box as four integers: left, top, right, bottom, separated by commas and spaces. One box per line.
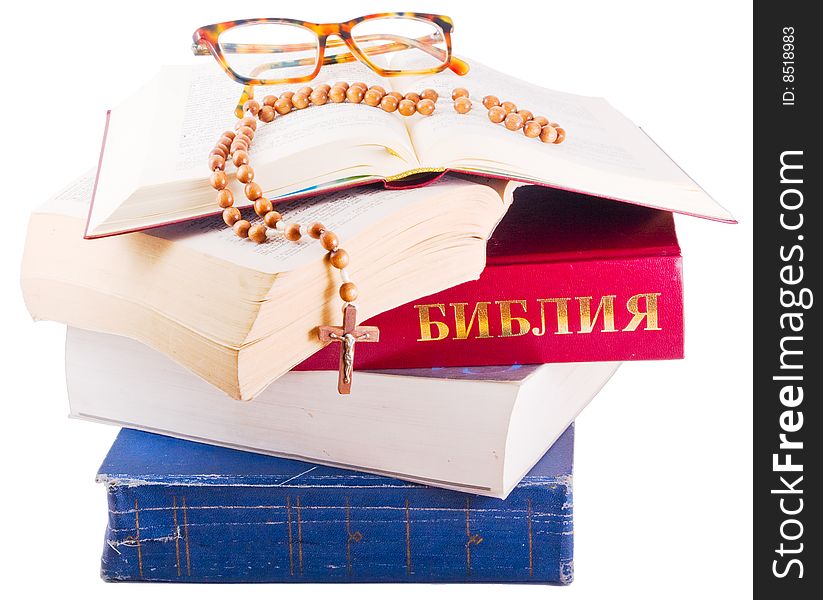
39, 172, 97, 219
391, 58, 732, 221
88, 62, 421, 236
152, 178, 492, 273
52, 173, 490, 275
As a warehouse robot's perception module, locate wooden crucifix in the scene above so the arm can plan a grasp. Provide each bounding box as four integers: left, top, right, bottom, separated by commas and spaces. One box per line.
318, 304, 380, 394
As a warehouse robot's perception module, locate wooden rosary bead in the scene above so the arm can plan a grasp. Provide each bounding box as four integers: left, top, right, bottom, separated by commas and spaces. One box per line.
222, 130, 236, 140
292, 93, 310, 109
233, 219, 251, 238
482, 95, 500, 109
254, 197, 273, 217
504, 112, 524, 131
346, 86, 365, 103
339, 282, 358, 302
351, 82, 368, 91
329, 249, 350, 269
364, 88, 384, 107
420, 88, 438, 102
243, 99, 260, 116
263, 95, 278, 107
539, 125, 558, 143
501, 101, 517, 114
211, 147, 228, 160
222, 206, 241, 226
234, 134, 252, 148
316, 83, 332, 94
248, 223, 267, 244
264, 211, 283, 228
370, 85, 386, 96
488, 105, 506, 123
380, 94, 399, 112
320, 230, 339, 251
452, 87, 469, 100
310, 89, 328, 106
208, 154, 225, 171
398, 99, 416, 116
553, 127, 566, 144
210, 170, 228, 190
523, 120, 542, 138
416, 98, 436, 116
284, 223, 302, 241
218, 135, 234, 148
308, 222, 326, 239
217, 189, 234, 208
329, 86, 347, 103
236, 125, 255, 140
232, 150, 249, 167
258, 106, 276, 122
244, 181, 263, 201
403, 92, 421, 103
274, 96, 293, 115
333, 81, 349, 91
297, 86, 313, 97
240, 116, 257, 130
533, 116, 549, 127
517, 109, 533, 123
387, 91, 404, 103
454, 97, 472, 114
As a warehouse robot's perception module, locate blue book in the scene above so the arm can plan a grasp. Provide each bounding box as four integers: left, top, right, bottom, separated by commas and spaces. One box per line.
98, 427, 574, 584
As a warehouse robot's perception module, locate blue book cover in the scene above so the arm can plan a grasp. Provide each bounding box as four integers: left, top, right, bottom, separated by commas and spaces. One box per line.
97, 426, 574, 584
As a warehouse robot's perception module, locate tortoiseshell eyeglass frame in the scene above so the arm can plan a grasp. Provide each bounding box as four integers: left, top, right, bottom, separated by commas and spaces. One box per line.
192, 13, 470, 117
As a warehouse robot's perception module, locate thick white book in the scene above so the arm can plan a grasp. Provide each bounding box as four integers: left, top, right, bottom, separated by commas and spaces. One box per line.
65, 327, 619, 499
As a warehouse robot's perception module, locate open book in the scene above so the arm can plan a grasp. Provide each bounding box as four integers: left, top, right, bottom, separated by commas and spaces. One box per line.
86, 57, 734, 238
24, 173, 516, 400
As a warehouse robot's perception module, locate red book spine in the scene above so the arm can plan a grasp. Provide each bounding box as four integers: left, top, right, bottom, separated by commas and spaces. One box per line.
296, 252, 684, 371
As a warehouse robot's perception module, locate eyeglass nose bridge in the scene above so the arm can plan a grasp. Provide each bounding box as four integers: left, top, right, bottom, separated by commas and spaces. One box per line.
315, 31, 371, 71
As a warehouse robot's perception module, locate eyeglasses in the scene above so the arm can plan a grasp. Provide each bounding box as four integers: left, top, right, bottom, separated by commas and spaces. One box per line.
192, 13, 469, 117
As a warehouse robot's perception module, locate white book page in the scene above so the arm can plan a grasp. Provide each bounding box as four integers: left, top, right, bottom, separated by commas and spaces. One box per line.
38, 172, 97, 219
152, 180, 477, 273
392, 58, 732, 221
168, 61, 418, 175
88, 62, 421, 235
48, 173, 485, 275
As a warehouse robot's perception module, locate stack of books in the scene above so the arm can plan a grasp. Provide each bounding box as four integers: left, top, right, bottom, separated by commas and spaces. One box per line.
21, 59, 731, 584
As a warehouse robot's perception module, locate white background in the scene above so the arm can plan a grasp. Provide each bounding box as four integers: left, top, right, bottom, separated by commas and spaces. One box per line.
0, 0, 752, 597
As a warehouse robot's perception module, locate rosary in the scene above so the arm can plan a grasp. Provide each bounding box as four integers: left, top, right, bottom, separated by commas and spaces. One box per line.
207, 82, 566, 394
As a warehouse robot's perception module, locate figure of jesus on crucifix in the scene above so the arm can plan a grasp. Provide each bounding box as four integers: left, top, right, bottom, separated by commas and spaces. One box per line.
318, 304, 380, 394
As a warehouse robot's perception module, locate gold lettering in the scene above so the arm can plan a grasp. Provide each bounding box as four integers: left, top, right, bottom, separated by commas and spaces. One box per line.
578, 295, 617, 334
532, 298, 573, 336
414, 303, 449, 341
496, 300, 530, 337
623, 293, 662, 331
450, 302, 491, 340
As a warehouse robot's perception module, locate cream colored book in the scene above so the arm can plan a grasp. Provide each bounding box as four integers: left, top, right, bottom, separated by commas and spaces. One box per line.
66, 327, 619, 499
23, 173, 517, 400
86, 57, 733, 238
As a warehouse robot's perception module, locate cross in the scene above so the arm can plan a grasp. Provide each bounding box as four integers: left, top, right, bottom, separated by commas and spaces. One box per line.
318, 304, 380, 394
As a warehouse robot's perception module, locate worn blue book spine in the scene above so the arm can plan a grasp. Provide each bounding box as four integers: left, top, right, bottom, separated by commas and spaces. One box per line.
98, 427, 574, 584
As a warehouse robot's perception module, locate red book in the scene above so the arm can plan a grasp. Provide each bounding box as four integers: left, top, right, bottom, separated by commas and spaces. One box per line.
298, 187, 684, 371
